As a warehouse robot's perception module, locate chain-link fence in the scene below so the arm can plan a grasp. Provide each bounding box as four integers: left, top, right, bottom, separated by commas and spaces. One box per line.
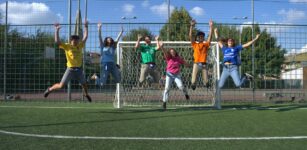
1, 22, 306, 105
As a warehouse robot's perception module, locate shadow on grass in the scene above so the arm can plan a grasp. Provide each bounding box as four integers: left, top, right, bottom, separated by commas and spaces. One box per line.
0, 108, 230, 129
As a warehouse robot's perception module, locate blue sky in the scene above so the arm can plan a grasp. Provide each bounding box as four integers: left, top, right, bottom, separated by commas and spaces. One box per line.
0, 0, 307, 25
0, 0, 306, 53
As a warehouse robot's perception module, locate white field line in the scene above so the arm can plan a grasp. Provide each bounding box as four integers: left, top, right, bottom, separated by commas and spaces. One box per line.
0, 129, 307, 141
0, 105, 306, 110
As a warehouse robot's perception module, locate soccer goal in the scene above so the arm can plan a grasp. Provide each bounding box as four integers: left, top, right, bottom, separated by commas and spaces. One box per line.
114, 41, 220, 108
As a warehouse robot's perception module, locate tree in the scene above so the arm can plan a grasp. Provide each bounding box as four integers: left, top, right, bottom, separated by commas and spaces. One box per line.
159, 7, 194, 41
122, 27, 154, 41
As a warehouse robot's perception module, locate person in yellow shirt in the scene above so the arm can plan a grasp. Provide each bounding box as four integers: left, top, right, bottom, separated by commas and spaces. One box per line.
189, 19, 213, 90
43, 20, 91, 102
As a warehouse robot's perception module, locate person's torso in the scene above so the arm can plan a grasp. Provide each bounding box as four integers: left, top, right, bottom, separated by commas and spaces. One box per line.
101, 46, 116, 63
192, 42, 209, 63
166, 56, 184, 74
60, 43, 84, 67
139, 44, 157, 64
222, 45, 243, 65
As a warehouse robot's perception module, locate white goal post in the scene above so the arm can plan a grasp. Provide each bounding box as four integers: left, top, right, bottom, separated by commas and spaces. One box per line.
114, 41, 221, 109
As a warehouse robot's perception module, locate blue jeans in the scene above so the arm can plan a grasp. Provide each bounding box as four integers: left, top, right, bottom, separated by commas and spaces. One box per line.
96, 62, 121, 86
218, 64, 246, 88
163, 72, 188, 102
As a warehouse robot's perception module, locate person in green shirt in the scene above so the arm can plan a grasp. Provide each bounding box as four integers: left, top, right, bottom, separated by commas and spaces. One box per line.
135, 35, 161, 87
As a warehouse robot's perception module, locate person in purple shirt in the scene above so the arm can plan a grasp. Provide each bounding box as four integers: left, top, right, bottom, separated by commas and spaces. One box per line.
160, 41, 191, 110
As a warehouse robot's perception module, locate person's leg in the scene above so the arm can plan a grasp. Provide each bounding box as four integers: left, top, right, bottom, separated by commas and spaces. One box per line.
151, 68, 161, 83
229, 65, 245, 87
162, 73, 174, 110
44, 68, 71, 97
100, 63, 111, 87
139, 64, 148, 87
75, 69, 92, 102
111, 63, 121, 83
191, 63, 199, 90
162, 74, 173, 103
174, 74, 189, 100
201, 66, 209, 87
218, 66, 230, 89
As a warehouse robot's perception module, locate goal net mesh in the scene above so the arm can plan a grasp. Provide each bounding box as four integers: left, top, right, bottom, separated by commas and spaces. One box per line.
115, 41, 219, 107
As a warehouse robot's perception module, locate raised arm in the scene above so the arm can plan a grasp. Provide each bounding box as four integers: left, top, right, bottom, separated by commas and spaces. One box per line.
115, 26, 124, 43
134, 34, 142, 50
97, 22, 103, 47
214, 28, 224, 48
155, 36, 162, 50
82, 20, 88, 43
54, 23, 61, 45
206, 19, 213, 44
189, 20, 196, 44
160, 41, 170, 59
242, 34, 260, 48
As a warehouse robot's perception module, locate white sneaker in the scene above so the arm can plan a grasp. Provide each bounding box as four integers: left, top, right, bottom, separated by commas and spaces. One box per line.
91, 73, 98, 80
244, 73, 254, 81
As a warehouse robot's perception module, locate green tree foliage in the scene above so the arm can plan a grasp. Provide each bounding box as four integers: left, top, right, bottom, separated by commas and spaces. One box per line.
240, 25, 285, 77
122, 27, 154, 41
159, 7, 194, 41
0, 26, 67, 92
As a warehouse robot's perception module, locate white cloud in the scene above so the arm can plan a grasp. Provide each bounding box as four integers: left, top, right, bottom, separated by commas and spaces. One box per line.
122, 4, 135, 15
142, 0, 149, 7
189, 7, 204, 16
0, 2, 63, 25
278, 9, 305, 23
150, 2, 174, 17
287, 44, 307, 55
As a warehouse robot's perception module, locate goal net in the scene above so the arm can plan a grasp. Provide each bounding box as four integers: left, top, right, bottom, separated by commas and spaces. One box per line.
114, 41, 220, 108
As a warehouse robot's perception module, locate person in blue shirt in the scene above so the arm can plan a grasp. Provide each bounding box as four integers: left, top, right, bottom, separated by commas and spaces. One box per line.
215, 28, 260, 88
91, 23, 123, 87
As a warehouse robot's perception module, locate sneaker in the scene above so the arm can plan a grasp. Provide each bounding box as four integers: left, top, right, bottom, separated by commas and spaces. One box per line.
90, 74, 98, 80
44, 87, 51, 98
191, 84, 196, 90
85, 95, 92, 102
244, 73, 254, 81
185, 94, 190, 100
162, 102, 167, 110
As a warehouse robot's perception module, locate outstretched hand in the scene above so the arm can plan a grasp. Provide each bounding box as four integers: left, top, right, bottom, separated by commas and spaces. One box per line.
209, 19, 213, 27
190, 20, 196, 26
84, 20, 89, 28
54, 23, 61, 31
255, 34, 260, 39
97, 22, 102, 29
137, 34, 142, 41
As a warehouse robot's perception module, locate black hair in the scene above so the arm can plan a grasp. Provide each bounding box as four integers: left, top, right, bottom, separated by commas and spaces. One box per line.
70, 35, 80, 40
226, 38, 236, 47
196, 31, 205, 37
103, 37, 115, 47
195, 31, 205, 41
144, 35, 151, 40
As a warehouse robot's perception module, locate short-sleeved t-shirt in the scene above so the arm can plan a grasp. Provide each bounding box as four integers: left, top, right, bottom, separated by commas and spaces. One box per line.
165, 55, 185, 74
59, 42, 84, 67
100, 45, 116, 63
137, 44, 158, 64
222, 45, 243, 65
191, 41, 210, 63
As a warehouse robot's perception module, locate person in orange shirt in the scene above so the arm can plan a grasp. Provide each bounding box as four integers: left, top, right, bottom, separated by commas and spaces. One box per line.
189, 19, 213, 90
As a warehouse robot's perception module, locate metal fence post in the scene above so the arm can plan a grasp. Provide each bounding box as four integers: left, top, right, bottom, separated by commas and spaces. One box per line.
3, 1, 8, 100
